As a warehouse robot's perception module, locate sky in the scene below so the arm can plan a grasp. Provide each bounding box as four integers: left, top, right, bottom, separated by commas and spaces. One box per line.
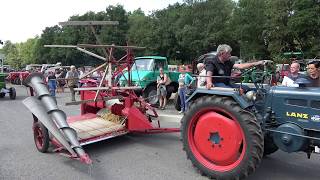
0, 0, 184, 44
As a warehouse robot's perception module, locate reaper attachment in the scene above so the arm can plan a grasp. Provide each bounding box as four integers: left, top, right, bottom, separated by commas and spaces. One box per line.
22, 73, 92, 164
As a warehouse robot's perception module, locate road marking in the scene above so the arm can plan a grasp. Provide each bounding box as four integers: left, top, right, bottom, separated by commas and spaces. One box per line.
158, 113, 183, 122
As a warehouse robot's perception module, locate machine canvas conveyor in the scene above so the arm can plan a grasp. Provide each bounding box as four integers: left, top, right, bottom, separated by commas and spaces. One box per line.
23, 72, 179, 164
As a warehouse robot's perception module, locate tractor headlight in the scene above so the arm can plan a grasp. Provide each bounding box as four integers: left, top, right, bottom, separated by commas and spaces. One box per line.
246, 90, 257, 101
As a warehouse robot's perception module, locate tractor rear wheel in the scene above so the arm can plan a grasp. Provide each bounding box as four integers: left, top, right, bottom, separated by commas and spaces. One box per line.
181, 96, 264, 180
33, 122, 50, 153
9, 87, 16, 100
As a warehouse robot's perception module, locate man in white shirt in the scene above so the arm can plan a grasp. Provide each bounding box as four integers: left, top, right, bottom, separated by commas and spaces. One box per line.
281, 62, 305, 87
197, 63, 206, 88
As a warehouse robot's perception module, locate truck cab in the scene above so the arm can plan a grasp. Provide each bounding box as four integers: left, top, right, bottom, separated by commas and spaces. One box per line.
120, 56, 179, 105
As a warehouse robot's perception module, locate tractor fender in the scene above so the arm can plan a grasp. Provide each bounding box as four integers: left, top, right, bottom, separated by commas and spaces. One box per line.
186, 87, 252, 109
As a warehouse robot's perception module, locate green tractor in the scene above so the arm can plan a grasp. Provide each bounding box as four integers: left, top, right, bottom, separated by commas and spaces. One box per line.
240, 60, 277, 85
0, 57, 16, 100
181, 64, 320, 179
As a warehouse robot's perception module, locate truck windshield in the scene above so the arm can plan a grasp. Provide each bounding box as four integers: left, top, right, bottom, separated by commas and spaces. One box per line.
132, 59, 154, 71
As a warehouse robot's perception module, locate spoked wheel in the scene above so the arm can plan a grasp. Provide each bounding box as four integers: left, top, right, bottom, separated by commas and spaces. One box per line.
181, 96, 264, 180
33, 122, 50, 153
9, 87, 16, 100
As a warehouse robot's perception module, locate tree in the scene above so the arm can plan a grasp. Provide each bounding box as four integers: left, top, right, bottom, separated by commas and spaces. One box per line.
1, 41, 21, 68
232, 0, 269, 60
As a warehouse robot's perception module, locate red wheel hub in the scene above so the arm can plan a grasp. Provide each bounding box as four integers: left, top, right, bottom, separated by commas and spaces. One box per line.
194, 112, 242, 165
188, 108, 246, 172
34, 126, 44, 149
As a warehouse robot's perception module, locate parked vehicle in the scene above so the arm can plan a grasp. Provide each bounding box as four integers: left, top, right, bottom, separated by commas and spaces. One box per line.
120, 56, 180, 105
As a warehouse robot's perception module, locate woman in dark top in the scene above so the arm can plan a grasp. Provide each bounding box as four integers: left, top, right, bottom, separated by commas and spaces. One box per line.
157, 67, 168, 110
56, 68, 66, 93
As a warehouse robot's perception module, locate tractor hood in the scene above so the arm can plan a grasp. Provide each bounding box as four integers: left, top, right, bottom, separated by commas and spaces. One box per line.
268, 86, 320, 130
271, 86, 320, 98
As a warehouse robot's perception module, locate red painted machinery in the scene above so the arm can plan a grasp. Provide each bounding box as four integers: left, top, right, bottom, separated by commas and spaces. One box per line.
8, 71, 30, 85
22, 21, 180, 164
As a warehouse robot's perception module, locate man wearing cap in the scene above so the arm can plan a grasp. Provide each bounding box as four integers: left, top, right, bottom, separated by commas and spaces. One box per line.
65, 65, 79, 101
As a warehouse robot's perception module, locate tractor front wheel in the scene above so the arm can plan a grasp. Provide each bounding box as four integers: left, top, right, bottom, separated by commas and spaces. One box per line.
181, 96, 264, 180
33, 122, 50, 153
263, 134, 278, 156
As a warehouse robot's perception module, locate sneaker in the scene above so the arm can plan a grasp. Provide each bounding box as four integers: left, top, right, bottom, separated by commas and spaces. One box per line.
161, 107, 166, 110
179, 111, 184, 114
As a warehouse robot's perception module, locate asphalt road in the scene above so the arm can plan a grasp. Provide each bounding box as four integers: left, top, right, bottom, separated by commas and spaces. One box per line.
0, 85, 319, 180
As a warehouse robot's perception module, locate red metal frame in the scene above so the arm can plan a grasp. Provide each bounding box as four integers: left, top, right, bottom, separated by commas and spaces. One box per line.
8, 71, 30, 84
76, 45, 179, 134
27, 22, 180, 164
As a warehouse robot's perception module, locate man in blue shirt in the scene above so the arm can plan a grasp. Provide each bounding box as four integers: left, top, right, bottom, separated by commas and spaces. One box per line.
178, 67, 194, 113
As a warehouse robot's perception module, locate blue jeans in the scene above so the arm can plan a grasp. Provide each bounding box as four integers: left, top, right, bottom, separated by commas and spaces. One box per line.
179, 87, 187, 112
214, 83, 250, 92
48, 79, 57, 97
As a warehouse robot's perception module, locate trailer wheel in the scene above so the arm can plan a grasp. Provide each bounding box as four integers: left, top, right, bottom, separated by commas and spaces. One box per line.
181, 96, 263, 180
174, 93, 181, 111
33, 122, 50, 153
263, 134, 278, 156
9, 87, 16, 100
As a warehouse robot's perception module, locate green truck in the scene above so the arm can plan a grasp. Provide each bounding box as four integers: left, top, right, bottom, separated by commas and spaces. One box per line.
120, 56, 180, 105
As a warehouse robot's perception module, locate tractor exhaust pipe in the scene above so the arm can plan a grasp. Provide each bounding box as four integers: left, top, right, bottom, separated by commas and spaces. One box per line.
23, 73, 92, 164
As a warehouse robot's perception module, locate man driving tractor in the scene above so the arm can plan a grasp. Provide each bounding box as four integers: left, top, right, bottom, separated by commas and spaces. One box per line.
205, 44, 264, 90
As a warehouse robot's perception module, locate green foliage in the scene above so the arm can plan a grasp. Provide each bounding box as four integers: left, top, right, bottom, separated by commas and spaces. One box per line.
232, 0, 269, 60
1, 0, 319, 69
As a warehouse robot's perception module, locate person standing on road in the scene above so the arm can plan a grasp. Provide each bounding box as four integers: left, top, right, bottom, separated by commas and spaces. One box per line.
197, 63, 206, 88
65, 65, 79, 101
178, 67, 194, 114
157, 67, 168, 110
47, 71, 57, 97
205, 44, 264, 90
56, 68, 66, 93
